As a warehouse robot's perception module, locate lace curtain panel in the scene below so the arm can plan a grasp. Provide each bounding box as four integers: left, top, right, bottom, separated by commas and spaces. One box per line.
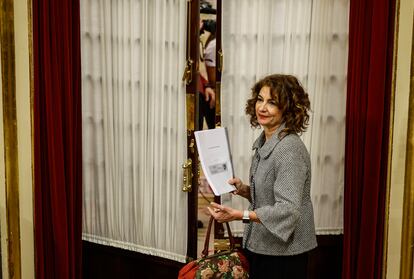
221, 0, 349, 235
81, 0, 188, 262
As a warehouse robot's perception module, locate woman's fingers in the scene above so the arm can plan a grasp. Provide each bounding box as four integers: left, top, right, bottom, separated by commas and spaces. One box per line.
210, 202, 222, 209
207, 205, 224, 222
228, 178, 237, 184
228, 178, 243, 195
228, 178, 239, 194
207, 202, 222, 217
207, 206, 215, 216
228, 177, 241, 186
208, 202, 233, 223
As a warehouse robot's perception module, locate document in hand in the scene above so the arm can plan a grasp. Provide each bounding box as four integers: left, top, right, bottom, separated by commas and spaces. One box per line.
194, 127, 236, 196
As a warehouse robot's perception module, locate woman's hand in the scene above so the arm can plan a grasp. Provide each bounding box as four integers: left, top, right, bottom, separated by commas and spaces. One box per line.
207, 202, 242, 223
229, 178, 251, 201
229, 177, 243, 193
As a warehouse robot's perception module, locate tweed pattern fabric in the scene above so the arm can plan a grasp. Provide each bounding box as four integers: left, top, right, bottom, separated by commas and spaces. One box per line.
243, 125, 317, 256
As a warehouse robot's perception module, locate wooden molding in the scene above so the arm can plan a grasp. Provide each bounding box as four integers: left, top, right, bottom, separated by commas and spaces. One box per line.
400, 14, 414, 279
0, 0, 22, 277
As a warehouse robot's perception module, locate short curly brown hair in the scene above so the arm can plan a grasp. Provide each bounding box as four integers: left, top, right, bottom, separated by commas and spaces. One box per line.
245, 74, 310, 136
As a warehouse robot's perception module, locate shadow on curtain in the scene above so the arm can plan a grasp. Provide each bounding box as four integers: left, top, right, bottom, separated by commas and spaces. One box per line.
33, 0, 83, 278
343, 0, 396, 278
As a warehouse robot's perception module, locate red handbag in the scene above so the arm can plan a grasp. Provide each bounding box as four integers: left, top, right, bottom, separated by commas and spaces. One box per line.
178, 217, 249, 279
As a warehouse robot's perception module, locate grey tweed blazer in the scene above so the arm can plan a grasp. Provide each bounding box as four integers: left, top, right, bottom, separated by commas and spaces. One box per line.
243, 124, 317, 256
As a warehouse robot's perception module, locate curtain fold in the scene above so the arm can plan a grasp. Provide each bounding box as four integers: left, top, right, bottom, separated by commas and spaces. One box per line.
221, 0, 349, 236
221, 0, 313, 236
306, 0, 349, 235
342, 0, 395, 277
81, 0, 188, 263
33, 0, 83, 278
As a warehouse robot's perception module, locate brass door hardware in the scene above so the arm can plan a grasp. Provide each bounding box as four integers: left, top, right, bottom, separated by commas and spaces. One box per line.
218, 48, 223, 73
182, 158, 193, 192
189, 139, 195, 154
182, 58, 194, 85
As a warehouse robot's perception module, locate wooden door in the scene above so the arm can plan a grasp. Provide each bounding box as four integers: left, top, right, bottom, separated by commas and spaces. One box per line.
182, 0, 200, 261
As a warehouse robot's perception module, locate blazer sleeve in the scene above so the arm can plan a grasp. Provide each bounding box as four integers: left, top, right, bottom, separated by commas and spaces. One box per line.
255, 143, 308, 242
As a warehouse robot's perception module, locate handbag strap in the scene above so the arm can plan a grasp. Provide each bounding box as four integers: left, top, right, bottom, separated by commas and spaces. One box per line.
201, 216, 236, 257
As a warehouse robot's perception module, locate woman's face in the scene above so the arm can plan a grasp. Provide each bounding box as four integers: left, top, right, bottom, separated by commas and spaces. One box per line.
255, 86, 283, 131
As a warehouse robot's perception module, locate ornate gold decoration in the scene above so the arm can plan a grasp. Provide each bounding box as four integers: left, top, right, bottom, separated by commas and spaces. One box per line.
0, 0, 22, 277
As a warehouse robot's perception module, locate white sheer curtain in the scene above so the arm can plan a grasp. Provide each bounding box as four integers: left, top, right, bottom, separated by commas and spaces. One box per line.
221, 0, 348, 235
306, 0, 348, 234
81, 0, 188, 262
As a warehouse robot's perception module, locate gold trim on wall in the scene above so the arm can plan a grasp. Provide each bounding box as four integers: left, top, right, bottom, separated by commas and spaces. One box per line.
400, 16, 414, 279
0, 0, 22, 278
27, 0, 35, 246
28, 0, 36, 274
383, 0, 401, 277
28, 0, 34, 153
186, 93, 196, 132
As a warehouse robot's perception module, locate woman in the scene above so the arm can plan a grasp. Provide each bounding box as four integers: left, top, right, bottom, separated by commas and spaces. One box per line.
208, 74, 317, 279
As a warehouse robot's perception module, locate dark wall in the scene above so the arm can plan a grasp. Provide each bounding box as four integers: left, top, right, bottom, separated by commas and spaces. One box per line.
83, 235, 342, 279
308, 235, 343, 279
83, 241, 184, 279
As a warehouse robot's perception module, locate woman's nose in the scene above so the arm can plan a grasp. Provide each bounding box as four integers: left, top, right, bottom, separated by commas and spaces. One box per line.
258, 102, 267, 111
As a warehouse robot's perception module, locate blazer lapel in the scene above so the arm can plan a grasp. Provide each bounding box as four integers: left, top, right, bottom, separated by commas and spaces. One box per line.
256, 123, 287, 159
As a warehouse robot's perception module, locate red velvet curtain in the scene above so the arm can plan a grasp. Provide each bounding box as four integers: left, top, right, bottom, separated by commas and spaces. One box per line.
343, 0, 396, 278
33, 0, 82, 278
